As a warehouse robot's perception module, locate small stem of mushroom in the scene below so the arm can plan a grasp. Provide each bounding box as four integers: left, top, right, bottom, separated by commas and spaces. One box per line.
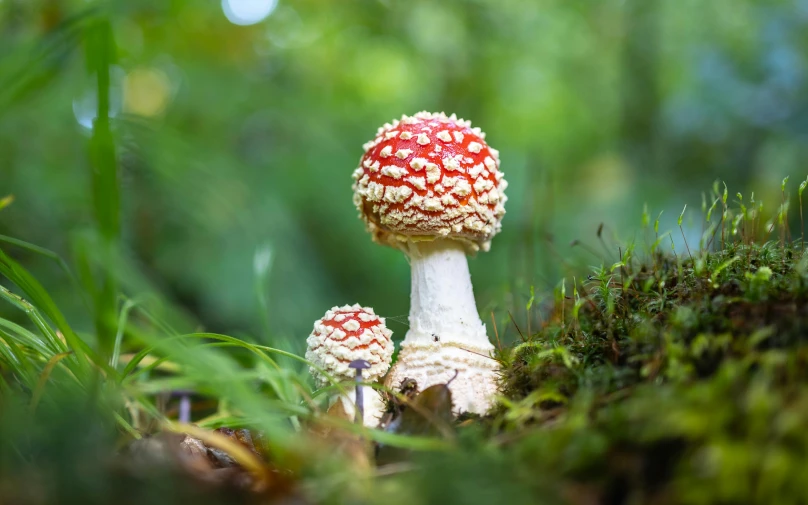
405, 239, 488, 346
338, 386, 385, 427
354, 369, 364, 424
179, 394, 191, 424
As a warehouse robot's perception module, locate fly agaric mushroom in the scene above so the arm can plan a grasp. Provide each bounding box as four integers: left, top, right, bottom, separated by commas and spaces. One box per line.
305, 304, 394, 426
351, 111, 507, 414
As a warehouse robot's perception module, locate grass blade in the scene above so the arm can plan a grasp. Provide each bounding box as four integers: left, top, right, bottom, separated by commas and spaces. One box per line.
29, 351, 74, 413
0, 247, 105, 376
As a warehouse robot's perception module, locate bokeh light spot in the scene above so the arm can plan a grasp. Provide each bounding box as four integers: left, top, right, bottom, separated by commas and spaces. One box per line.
123, 67, 172, 117
222, 0, 278, 26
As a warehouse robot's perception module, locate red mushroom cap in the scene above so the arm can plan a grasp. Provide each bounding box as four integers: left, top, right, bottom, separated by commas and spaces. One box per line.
305, 304, 394, 386
352, 111, 508, 252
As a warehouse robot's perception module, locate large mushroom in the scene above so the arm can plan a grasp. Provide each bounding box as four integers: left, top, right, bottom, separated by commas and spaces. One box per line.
305, 304, 394, 426
351, 111, 507, 414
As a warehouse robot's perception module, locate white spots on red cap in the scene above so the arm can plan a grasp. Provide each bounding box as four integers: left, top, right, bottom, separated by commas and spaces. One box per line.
454, 179, 472, 197
442, 155, 463, 173
406, 194, 423, 209
474, 176, 494, 194
410, 157, 428, 171
305, 304, 394, 386
365, 182, 385, 202
423, 196, 443, 211
425, 163, 441, 184
468, 163, 485, 178
353, 111, 508, 252
479, 187, 503, 205
362, 138, 382, 151
441, 193, 459, 207
384, 185, 413, 203
363, 159, 380, 172
343, 319, 360, 332
381, 165, 408, 179
406, 176, 427, 191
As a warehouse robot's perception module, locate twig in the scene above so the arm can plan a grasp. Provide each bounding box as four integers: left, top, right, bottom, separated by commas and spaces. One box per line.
490, 311, 502, 352
508, 311, 525, 342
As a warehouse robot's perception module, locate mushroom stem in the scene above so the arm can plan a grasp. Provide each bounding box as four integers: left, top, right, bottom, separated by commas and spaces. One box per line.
353, 368, 365, 423
406, 239, 489, 346
386, 239, 499, 414
178, 394, 191, 424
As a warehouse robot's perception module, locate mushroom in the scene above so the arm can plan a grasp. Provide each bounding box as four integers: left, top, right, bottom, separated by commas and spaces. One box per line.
351, 111, 508, 415
305, 304, 394, 426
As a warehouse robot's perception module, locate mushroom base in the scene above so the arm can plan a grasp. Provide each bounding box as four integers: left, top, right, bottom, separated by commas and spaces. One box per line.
384, 339, 499, 415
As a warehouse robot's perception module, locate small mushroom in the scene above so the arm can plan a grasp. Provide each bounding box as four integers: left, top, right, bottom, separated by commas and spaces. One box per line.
305, 304, 394, 426
351, 111, 508, 414
348, 359, 371, 423
178, 392, 192, 424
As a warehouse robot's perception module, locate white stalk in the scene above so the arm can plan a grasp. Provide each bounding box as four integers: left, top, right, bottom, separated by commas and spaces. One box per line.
385, 239, 498, 414
406, 239, 489, 344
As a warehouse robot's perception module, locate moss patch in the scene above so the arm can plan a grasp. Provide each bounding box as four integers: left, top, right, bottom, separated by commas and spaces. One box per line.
485, 239, 808, 503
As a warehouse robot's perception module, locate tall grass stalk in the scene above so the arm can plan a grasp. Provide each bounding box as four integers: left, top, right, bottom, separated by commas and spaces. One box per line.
85, 17, 119, 355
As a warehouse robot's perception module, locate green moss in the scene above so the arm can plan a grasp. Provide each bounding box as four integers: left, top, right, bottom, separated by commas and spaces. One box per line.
488, 239, 808, 503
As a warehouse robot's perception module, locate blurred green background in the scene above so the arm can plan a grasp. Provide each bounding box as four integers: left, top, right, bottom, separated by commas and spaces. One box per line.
2, 0, 807, 349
